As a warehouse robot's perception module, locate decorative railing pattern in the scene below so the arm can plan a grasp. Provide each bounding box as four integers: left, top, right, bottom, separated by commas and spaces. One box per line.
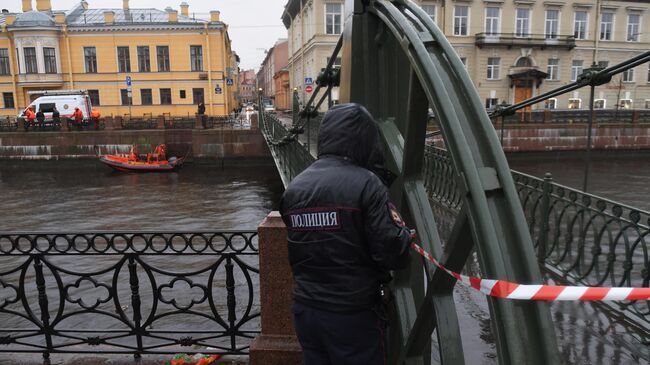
0, 231, 260, 360
424, 146, 650, 327
259, 112, 315, 186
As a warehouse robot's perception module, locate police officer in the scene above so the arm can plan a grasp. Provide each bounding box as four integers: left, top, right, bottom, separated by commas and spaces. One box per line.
280, 103, 411, 365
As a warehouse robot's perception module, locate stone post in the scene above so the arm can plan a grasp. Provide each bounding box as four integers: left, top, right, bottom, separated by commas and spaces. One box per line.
250, 211, 302, 365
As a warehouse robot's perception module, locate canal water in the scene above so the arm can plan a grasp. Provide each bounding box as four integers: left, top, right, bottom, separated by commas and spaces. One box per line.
0, 154, 649, 364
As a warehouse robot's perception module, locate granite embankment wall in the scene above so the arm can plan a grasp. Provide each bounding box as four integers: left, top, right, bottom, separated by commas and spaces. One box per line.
499, 124, 650, 152
0, 128, 271, 160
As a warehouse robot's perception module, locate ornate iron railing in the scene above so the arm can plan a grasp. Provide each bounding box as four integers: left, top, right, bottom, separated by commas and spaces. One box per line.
424, 146, 650, 329
259, 112, 315, 187
0, 231, 260, 361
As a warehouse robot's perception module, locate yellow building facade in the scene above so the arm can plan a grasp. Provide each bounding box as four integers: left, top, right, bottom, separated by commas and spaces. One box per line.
0, 0, 239, 118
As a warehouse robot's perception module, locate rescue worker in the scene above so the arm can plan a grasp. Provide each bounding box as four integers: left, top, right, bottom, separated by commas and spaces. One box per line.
24, 106, 36, 131
73, 107, 84, 131
35, 108, 45, 128
52, 107, 61, 128
279, 103, 412, 365
91, 109, 101, 130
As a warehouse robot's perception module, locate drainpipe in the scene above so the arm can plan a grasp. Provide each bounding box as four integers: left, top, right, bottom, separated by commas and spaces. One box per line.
592, 0, 601, 64
64, 25, 74, 89
204, 23, 214, 116
220, 30, 229, 115
7, 33, 19, 113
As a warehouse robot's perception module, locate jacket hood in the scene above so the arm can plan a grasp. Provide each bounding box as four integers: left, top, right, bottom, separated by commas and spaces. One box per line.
317, 103, 383, 168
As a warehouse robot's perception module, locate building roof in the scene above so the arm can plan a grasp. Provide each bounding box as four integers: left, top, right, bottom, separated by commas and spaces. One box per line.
282, 0, 301, 28
14, 11, 56, 28
65, 7, 203, 26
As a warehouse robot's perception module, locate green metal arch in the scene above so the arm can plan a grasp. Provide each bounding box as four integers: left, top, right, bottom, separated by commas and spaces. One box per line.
338, 0, 561, 364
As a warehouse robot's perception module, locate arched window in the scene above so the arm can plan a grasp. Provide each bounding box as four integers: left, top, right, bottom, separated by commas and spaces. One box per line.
515, 57, 532, 67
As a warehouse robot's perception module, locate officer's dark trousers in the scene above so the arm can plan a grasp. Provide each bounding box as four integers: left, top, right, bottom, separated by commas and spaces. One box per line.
292, 301, 386, 365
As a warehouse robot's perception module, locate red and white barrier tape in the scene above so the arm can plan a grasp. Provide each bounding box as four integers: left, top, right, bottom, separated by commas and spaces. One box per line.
411, 242, 650, 301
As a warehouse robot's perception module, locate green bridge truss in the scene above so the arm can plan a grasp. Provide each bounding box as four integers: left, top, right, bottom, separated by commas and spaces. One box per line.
258, 0, 598, 363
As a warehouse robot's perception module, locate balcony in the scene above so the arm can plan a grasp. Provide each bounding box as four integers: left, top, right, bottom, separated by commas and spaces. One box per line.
17, 73, 64, 86
475, 33, 576, 50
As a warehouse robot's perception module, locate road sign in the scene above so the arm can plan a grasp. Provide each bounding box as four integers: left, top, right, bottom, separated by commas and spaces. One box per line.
126, 76, 132, 87
304, 77, 313, 85
226, 78, 234, 86
305, 85, 314, 93
215, 86, 222, 94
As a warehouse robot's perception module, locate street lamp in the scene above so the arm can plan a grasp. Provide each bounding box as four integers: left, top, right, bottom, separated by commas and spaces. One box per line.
579, 63, 605, 192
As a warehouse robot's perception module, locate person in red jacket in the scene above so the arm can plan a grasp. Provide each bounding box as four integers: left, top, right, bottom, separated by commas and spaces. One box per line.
91, 109, 101, 130
73, 107, 84, 131
24, 106, 35, 131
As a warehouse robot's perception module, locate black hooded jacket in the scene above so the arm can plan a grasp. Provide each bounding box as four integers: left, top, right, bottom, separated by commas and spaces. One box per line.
279, 103, 411, 312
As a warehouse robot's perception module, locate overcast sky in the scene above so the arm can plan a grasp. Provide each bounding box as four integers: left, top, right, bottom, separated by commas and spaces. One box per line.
3, 0, 289, 71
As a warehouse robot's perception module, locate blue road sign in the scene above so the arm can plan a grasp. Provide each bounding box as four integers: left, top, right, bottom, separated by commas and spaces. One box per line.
126, 76, 132, 87
304, 77, 313, 85
226, 78, 234, 86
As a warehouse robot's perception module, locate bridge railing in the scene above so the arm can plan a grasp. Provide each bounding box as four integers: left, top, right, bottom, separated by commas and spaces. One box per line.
0, 231, 260, 360
258, 112, 315, 186
424, 146, 650, 329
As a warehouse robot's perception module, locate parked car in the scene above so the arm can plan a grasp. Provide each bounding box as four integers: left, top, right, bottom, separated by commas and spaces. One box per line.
263, 104, 276, 113
19, 90, 92, 122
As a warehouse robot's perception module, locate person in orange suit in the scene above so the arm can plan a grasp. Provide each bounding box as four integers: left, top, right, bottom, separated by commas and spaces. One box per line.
24, 106, 35, 131
91, 109, 101, 130
73, 107, 84, 131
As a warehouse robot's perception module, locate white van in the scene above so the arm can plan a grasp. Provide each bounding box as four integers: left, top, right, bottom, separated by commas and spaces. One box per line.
18, 90, 92, 121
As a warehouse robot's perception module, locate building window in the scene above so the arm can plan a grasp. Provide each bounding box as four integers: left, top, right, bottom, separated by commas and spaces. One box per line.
594, 99, 606, 109
88, 90, 100, 106
623, 68, 635, 82
326, 57, 342, 67
546, 59, 559, 80
545, 9, 559, 39
645, 100, 650, 109
325, 3, 343, 34
628, 14, 641, 42
160, 88, 172, 105
24, 47, 37, 74
598, 60, 609, 69
2, 93, 14, 109
117, 47, 131, 73
180, 90, 187, 99
485, 98, 498, 109
157, 46, 170, 72
84, 47, 97, 73
485, 7, 500, 35
487, 57, 500, 80
137, 46, 151, 72
571, 60, 583, 82
140, 89, 153, 105
568, 98, 581, 109
120, 89, 131, 105
600, 12, 614, 40
190, 46, 203, 71
453, 6, 469, 36
574, 11, 588, 39
544, 98, 557, 109
422, 4, 436, 22
0, 49, 10, 75
192, 88, 204, 105
620, 99, 633, 109
515, 8, 530, 37
43, 47, 57, 74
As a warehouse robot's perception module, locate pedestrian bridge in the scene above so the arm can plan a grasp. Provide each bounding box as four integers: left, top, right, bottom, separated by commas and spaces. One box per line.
258, 0, 650, 364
